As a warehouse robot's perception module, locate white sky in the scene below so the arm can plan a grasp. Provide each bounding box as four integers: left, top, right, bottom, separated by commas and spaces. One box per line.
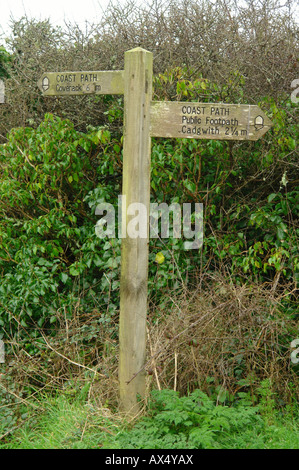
1, 0, 298, 37
0, 0, 112, 36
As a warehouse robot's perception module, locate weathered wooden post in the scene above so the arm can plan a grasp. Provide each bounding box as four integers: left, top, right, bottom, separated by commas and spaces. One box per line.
37, 50, 154, 414
119, 48, 153, 414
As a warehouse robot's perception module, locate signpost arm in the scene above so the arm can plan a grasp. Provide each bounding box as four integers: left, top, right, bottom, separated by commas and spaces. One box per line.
119, 47, 153, 414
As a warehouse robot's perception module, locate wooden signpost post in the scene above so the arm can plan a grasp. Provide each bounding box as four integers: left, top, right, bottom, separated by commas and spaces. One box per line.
118, 49, 153, 413
38, 48, 273, 414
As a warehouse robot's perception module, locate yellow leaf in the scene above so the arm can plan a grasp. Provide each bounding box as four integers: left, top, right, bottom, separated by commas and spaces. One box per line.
155, 252, 165, 264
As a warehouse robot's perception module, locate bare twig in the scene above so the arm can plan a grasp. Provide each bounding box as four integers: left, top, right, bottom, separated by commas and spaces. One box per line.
126, 305, 223, 385
174, 351, 178, 392
147, 326, 161, 390
40, 331, 106, 377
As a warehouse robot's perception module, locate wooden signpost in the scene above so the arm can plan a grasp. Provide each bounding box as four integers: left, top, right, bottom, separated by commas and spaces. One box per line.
38, 48, 273, 414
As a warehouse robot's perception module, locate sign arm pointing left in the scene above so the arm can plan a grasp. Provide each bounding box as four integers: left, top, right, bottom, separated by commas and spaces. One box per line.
37, 70, 125, 96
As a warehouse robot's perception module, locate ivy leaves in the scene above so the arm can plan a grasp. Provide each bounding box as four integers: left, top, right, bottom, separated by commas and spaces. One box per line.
0, 114, 119, 331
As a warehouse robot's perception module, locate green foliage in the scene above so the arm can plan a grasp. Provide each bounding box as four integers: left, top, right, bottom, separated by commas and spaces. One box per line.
150, 72, 298, 286
1, 385, 298, 449
0, 393, 118, 449
0, 67, 297, 409
256, 379, 277, 425
0, 71, 297, 342
104, 389, 262, 449
154, 67, 246, 104
103, 388, 299, 449
0, 46, 11, 79
0, 114, 121, 336
242, 191, 298, 278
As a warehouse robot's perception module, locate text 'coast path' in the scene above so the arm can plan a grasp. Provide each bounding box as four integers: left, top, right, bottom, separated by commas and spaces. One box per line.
150, 101, 272, 141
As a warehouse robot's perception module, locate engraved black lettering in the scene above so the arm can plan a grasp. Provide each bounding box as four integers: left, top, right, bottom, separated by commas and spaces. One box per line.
210, 107, 230, 116
182, 106, 205, 115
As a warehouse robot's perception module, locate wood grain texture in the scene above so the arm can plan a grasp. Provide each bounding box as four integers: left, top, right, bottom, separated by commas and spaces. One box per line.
119, 48, 153, 414
37, 70, 124, 96
150, 101, 273, 140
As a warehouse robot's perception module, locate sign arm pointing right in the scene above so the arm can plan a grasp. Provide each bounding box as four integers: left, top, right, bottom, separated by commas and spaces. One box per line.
150, 101, 273, 141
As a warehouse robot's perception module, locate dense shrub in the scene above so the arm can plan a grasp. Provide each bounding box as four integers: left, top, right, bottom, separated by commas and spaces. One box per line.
0, 114, 121, 337
0, 46, 11, 79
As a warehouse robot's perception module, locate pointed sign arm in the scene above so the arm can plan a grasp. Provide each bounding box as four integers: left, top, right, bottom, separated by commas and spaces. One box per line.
37, 70, 124, 96
150, 101, 273, 141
